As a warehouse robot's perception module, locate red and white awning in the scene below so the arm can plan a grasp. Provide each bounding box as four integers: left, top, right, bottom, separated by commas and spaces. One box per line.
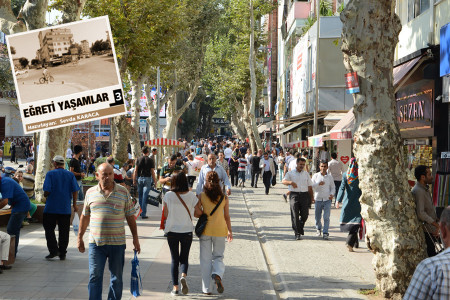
285, 140, 308, 149
329, 109, 355, 140
145, 138, 185, 147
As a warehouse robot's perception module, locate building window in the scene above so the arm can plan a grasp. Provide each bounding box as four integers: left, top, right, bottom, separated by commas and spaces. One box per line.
408, 0, 430, 22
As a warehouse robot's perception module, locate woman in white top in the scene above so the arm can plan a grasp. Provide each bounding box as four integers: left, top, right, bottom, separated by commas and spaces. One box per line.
184, 154, 199, 190
245, 148, 252, 180
163, 173, 202, 295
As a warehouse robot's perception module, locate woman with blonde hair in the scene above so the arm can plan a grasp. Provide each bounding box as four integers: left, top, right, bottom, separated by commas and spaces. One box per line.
199, 171, 232, 295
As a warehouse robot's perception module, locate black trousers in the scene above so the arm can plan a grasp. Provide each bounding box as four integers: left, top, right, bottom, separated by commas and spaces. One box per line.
289, 192, 310, 236
424, 231, 438, 257
251, 169, 260, 187
43, 213, 71, 256
167, 232, 193, 286
230, 167, 238, 186
346, 224, 360, 247
334, 181, 341, 199
262, 171, 272, 194
187, 176, 196, 188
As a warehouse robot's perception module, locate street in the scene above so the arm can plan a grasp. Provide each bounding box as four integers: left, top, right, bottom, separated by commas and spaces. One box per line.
0, 164, 376, 299
16, 55, 119, 104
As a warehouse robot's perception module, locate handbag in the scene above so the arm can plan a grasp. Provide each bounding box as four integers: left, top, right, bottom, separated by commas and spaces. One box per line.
195, 195, 224, 238
130, 250, 143, 297
147, 187, 162, 207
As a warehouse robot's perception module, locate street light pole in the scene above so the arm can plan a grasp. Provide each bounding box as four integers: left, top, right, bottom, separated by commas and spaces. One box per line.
156, 67, 160, 139
312, 0, 320, 173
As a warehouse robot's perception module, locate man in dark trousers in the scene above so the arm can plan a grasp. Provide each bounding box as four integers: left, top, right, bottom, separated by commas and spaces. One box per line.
282, 158, 314, 240
70, 145, 85, 201
43, 155, 79, 260
250, 150, 262, 188
133, 146, 157, 219
0, 176, 30, 257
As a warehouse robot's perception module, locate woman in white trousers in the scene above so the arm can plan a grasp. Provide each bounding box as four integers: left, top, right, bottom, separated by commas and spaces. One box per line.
198, 171, 233, 295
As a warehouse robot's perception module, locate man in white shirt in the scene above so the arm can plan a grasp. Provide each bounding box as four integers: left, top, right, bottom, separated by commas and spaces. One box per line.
223, 144, 233, 160
328, 153, 345, 200
282, 158, 314, 240
311, 160, 335, 240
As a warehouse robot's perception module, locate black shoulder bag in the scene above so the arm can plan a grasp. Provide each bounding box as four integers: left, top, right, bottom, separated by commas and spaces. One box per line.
195, 195, 224, 238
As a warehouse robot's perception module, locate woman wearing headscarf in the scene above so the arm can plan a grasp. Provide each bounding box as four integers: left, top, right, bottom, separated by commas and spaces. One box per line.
336, 158, 362, 252
199, 171, 233, 295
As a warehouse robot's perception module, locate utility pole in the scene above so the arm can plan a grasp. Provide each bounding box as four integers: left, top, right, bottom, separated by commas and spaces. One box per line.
155, 67, 160, 169
312, 0, 320, 173
156, 67, 160, 139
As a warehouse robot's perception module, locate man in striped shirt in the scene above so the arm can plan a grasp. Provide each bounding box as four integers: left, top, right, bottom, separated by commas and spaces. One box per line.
77, 163, 140, 300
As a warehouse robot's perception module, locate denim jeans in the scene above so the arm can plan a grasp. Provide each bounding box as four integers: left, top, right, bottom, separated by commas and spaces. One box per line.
279, 168, 284, 181
138, 176, 153, 217
199, 235, 226, 294
166, 232, 193, 285
238, 171, 246, 183
334, 181, 341, 200
88, 243, 126, 300
315, 200, 331, 234
77, 180, 84, 201
7, 211, 27, 257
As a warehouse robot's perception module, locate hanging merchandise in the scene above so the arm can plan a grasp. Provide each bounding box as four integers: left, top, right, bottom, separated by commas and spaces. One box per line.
433, 158, 450, 207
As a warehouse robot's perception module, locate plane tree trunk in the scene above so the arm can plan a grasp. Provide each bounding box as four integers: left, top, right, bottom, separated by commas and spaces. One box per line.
340, 1, 426, 298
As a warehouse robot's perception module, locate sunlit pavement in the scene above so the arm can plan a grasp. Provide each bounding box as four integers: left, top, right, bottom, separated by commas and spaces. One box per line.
0, 173, 375, 299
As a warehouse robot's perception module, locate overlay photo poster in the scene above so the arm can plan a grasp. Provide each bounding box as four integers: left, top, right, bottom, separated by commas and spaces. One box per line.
6, 16, 126, 134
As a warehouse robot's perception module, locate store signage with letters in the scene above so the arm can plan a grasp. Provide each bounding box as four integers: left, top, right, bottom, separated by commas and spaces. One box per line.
396, 81, 433, 129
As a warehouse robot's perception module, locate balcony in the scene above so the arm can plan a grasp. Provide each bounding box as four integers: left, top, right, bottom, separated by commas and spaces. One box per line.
286, 1, 311, 33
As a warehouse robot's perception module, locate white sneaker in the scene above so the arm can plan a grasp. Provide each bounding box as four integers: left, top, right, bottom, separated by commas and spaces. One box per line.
180, 276, 188, 295
316, 229, 321, 236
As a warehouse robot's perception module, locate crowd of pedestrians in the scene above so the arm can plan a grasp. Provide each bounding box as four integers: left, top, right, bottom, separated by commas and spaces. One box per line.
0, 135, 448, 299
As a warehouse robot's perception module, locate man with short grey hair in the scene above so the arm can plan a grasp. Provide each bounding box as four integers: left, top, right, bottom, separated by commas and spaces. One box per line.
404, 206, 450, 299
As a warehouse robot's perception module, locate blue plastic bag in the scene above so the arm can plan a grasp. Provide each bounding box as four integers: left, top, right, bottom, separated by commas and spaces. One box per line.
130, 250, 143, 297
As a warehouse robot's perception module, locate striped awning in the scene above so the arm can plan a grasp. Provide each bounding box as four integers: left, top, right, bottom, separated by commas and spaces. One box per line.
308, 133, 330, 148
145, 138, 185, 147
285, 140, 308, 149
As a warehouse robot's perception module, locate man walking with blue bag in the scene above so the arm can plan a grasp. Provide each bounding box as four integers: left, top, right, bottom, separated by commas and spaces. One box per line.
77, 163, 141, 300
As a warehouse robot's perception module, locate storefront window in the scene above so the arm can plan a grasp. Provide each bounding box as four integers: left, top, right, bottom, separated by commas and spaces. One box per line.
404, 141, 432, 181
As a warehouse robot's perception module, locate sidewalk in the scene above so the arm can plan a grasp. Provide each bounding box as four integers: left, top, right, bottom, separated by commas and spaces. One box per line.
0, 187, 276, 300
241, 182, 376, 299
0, 180, 376, 299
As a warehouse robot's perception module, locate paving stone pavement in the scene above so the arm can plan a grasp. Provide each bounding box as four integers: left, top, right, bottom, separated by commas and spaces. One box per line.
0, 171, 376, 299
241, 181, 376, 299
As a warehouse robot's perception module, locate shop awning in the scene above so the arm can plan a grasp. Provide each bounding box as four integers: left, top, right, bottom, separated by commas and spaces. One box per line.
257, 123, 267, 134
324, 112, 348, 127
330, 109, 355, 140
308, 133, 330, 148
285, 140, 308, 149
275, 121, 306, 136
394, 55, 427, 92
145, 138, 185, 147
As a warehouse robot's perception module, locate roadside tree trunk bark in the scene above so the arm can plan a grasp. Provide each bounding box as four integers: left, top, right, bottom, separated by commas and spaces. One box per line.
242, 96, 257, 152
340, 1, 426, 298
230, 113, 247, 140
145, 83, 170, 140
129, 73, 144, 158
111, 115, 132, 163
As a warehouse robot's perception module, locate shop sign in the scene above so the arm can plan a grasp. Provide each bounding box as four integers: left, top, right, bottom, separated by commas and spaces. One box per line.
440, 23, 450, 77
331, 131, 352, 140
441, 152, 450, 159
345, 72, 360, 94
212, 118, 229, 125
396, 86, 433, 129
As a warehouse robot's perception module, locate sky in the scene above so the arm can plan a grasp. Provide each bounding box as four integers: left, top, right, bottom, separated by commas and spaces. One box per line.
9, 17, 111, 62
